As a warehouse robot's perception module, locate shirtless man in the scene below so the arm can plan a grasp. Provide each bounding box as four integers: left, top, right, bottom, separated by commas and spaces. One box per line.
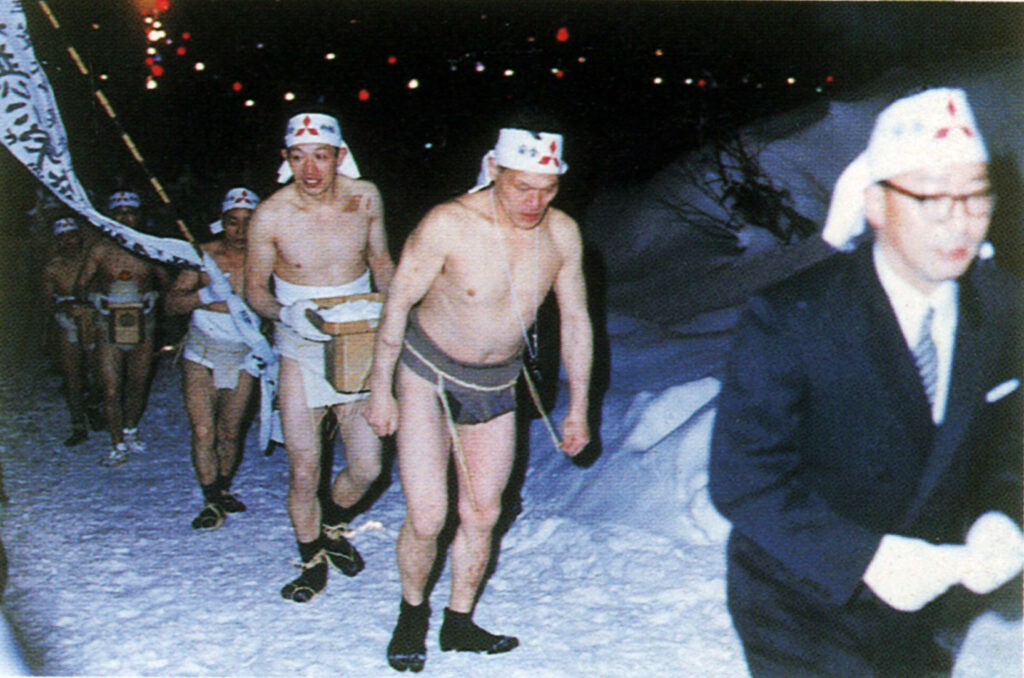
365, 126, 592, 672
41, 216, 99, 446
246, 112, 394, 602
165, 188, 261, 531
76, 191, 169, 466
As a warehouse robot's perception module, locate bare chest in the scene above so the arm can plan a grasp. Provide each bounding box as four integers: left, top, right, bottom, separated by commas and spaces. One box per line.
274, 206, 370, 274
442, 231, 559, 307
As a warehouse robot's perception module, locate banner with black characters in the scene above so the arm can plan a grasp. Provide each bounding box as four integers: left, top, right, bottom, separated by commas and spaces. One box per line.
0, 0, 279, 448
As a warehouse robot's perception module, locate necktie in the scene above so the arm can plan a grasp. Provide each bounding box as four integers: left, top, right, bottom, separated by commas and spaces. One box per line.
912, 307, 938, 406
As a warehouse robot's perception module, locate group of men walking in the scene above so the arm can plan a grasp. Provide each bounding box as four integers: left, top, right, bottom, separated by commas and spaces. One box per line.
41, 86, 1021, 676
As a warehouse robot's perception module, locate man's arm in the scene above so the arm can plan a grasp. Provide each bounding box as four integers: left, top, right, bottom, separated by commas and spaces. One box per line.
164, 268, 219, 316
74, 244, 100, 299
364, 208, 448, 436
551, 218, 592, 456
244, 206, 281, 320
364, 185, 395, 294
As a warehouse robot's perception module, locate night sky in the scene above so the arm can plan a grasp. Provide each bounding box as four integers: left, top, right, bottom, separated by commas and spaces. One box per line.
5, 1, 1024, 239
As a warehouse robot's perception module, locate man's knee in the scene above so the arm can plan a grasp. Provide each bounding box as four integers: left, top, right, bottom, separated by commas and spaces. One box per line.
405, 505, 447, 542
191, 421, 215, 447
457, 499, 501, 534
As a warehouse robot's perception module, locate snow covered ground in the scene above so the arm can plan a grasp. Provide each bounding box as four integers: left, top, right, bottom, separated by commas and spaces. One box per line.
0, 309, 1019, 677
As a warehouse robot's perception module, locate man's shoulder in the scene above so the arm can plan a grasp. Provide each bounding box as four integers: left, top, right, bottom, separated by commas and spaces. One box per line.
758, 247, 858, 309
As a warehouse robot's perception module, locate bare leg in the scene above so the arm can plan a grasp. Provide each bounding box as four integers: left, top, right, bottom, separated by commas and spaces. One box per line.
121, 333, 155, 430
279, 357, 326, 543
448, 412, 516, 613
58, 335, 86, 427
214, 370, 255, 479
395, 363, 451, 606
329, 400, 383, 510
182, 360, 218, 487
96, 340, 125, 446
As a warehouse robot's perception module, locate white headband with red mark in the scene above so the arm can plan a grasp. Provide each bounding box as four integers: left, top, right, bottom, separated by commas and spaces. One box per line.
472, 128, 568, 192
823, 88, 989, 250
210, 187, 260, 234
108, 190, 141, 211
277, 113, 360, 183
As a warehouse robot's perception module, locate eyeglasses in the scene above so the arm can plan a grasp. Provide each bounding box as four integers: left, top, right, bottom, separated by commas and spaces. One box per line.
880, 180, 994, 220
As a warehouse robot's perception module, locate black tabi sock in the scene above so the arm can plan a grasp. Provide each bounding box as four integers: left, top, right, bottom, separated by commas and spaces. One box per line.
388, 598, 430, 672
200, 482, 220, 505
439, 607, 519, 654
321, 498, 358, 528
214, 475, 231, 494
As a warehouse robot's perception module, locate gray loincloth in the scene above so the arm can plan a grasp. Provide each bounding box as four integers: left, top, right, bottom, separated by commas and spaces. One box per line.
400, 308, 522, 425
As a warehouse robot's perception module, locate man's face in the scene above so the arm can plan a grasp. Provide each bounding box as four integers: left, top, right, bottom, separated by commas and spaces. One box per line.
111, 205, 140, 228
221, 208, 251, 251
492, 167, 559, 229
55, 230, 82, 255
865, 161, 992, 294
283, 143, 342, 196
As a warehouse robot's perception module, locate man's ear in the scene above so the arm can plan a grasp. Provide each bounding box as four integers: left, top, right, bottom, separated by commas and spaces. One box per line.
280, 148, 288, 161
864, 183, 885, 232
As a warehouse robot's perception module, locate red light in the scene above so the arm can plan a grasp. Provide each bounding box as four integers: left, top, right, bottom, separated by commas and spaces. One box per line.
387, 56, 397, 65
155, 0, 170, 12
358, 89, 371, 101
151, 64, 164, 77
145, 57, 155, 66
232, 81, 243, 92
181, 32, 191, 41
176, 46, 186, 56
826, 75, 834, 84
697, 79, 707, 88
556, 27, 569, 42
554, 69, 565, 79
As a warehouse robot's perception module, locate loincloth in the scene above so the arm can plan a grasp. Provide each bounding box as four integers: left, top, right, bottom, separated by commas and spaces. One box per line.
90, 281, 157, 351
400, 309, 521, 425
182, 310, 256, 390
54, 310, 80, 344
273, 272, 372, 408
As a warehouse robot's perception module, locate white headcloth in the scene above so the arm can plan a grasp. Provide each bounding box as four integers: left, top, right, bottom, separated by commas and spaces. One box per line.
210, 187, 260, 234
276, 113, 360, 184
108, 190, 141, 211
52, 217, 78, 236
471, 128, 568, 192
822, 88, 988, 251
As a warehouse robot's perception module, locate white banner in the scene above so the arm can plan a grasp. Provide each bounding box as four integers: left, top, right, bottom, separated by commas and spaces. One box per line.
0, 1, 279, 448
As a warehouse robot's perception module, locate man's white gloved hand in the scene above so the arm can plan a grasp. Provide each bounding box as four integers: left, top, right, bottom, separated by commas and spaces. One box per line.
863, 534, 966, 612
280, 299, 331, 341
961, 512, 1024, 595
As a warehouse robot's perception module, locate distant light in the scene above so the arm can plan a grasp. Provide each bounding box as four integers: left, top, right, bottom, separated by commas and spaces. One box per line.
144, 17, 153, 25
387, 56, 398, 65
147, 47, 157, 55
194, 61, 205, 71
358, 89, 370, 101
325, 52, 336, 61
654, 49, 664, 57
145, 57, 155, 66
284, 92, 296, 101
155, 0, 171, 12
697, 79, 707, 88
92, 23, 100, 30
578, 56, 586, 64
527, 36, 536, 43
181, 32, 191, 41
826, 75, 834, 84
653, 76, 663, 85
244, 99, 255, 107
475, 62, 485, 73
684, 78, 693, 85
424, 142, 433, 149
145, 77, 158, 90
556, 27, 569, 42
232, 81, 243, 92
815, 87, 823, 93
407, 79, 420, 89
787, 77, 796, 85
153, 20, 163, 29
99, 73, 108, 81
503, 68, 514, 77
176, 46, 186, 56
256, 43, 264, 50
147, 29, 166, 42
552, 68, 564, 79
150, 64, 164, 77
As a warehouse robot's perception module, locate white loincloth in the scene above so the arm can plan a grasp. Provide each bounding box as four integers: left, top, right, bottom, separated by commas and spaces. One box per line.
272, 272, 373, 408
54, 311, 79, 344
182, 309, 257, 390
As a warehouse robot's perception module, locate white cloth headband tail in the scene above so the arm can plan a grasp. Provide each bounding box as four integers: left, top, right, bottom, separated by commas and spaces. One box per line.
821, 153, 870, 251
276, 146, 360, 184
471, 151, 497, 193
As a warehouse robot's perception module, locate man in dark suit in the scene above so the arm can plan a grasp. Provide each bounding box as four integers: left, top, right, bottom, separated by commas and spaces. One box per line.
710, 87, 1023, 677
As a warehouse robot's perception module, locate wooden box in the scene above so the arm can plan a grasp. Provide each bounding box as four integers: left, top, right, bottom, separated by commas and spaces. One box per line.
307, 293, 384, 393
108, 302, 144, 345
